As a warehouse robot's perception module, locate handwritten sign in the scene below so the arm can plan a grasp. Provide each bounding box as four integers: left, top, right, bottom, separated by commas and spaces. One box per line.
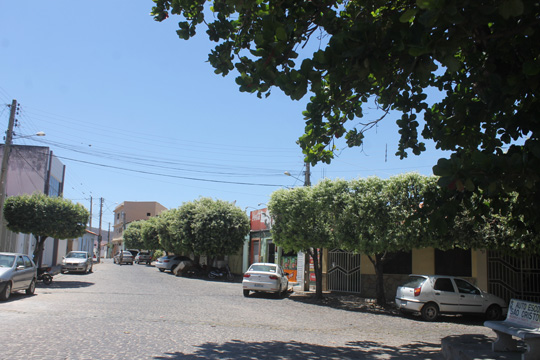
507, 299, 540, 328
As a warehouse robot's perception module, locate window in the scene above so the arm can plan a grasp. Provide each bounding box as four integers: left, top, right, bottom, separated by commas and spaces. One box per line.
434, 278, 455, 292
16, 256, 24, 267
454, 278, 480, 295
147, 213, 151, 216
435, 249, 471, 276
23, 256, 33, 268
383, 251, 412, 274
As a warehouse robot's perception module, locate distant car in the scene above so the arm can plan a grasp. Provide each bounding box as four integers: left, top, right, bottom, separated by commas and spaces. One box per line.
155, 255, 192, 273
113, 251, 134, 265
135, 251, 152, 265
61, 251, 93, 274
395, 274, 507, 321
242, 262, 289, 297
126, 249, 139, 258
0, 252, 37, 301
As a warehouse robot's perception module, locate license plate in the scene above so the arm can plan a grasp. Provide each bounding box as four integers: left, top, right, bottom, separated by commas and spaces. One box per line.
254, 284, 264, 288
400, 300, 407, 306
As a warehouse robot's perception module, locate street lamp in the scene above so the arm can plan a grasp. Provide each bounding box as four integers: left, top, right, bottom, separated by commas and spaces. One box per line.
12, 131, 46, 139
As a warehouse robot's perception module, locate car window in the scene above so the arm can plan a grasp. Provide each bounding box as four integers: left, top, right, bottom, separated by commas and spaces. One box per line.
0, 254, 15, 267
16, 256, 24, 267
401, 276, 426, 288
454, 278, 480, 295
250, 265, 277, 273
434, 278, 455, 292
23, 256, 33, 268
67, 252, 87, 259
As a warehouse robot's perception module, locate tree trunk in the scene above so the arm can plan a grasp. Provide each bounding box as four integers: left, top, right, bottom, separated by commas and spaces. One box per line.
368, 253, 386, 306
32, 235, 48, 267
309, 248, 324, 299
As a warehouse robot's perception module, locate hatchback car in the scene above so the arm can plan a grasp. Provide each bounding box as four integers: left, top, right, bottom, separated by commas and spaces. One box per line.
242, 263, 289, 297
155, 255, 192, 272
135, 251, 152, 265
395, 274, 507, 321
0, 252, 37, 301
61, 251, 93, 274
113, 251, 134, 265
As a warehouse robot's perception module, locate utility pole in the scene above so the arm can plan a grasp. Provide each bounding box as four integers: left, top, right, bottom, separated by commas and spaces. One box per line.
97, 197, 103, 263
89, 196, 93, 228
304, 162, 311, 187
0, 100, 17, 246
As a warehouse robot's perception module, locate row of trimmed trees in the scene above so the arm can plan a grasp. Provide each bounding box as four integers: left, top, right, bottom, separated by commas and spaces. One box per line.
123, 197, 250, 267
268, 173, 538, 304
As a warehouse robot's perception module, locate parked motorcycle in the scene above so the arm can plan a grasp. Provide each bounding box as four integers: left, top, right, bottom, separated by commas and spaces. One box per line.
37, 266, 53, 285
208, 264, 234, 281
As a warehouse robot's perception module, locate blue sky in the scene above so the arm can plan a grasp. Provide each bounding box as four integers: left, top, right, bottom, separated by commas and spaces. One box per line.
0, 1, 447, 228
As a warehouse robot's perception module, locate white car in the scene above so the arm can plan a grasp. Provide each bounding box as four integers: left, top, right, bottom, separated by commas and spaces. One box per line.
242, 263, 289, 297
61, 251, 93, 274
395, 274, 507, 321
0, 252, 37, 301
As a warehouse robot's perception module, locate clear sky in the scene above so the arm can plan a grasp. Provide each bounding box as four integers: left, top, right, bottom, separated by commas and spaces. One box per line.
0, 1, 447, 229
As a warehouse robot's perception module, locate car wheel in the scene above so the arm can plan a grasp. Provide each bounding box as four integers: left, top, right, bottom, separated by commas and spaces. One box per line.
43, 274, 53, 285
243, 290, 250, 297
485, 304, 502, 321
421, 303, 439, 321
1, 282, 11, 301
26, 278, 36, 295
159, 268, 165, 272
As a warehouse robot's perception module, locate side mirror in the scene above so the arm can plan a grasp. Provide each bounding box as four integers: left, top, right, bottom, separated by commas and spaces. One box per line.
16, 265, 25, 271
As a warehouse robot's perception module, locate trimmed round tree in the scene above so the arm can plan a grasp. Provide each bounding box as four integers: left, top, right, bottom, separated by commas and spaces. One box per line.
3, 193, 89, 263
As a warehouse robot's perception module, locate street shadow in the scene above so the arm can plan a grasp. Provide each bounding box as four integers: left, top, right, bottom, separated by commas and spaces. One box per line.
442, 333, 526, 356
287, 293, 486, 326
154, 339, 443, 359
36, 280, 94, 289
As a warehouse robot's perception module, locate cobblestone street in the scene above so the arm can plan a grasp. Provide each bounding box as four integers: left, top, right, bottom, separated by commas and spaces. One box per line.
0, 260, 497, 359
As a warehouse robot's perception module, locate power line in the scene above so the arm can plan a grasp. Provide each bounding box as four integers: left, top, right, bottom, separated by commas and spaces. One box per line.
56, 155, 286, 187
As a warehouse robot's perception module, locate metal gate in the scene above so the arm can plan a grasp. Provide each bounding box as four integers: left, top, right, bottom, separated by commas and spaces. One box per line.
327, 249, 362, 293
487, 251, 540, 303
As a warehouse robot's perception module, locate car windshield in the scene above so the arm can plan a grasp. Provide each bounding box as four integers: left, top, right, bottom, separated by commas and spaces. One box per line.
0, 254, 15, 267
66, 252, 87, 259
249, 264, 277, 273
401, 276, 426, 288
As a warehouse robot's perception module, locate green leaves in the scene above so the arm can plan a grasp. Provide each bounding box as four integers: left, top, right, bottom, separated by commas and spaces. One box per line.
154, 0, 540, 236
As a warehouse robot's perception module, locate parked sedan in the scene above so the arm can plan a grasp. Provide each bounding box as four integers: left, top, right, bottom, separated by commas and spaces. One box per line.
242, 263, 289, 297
113, 251, 134, 265
395, 274, 507, 321
155, 255, 192, 273
0, 252, 37, 301
61, 251, 93, 274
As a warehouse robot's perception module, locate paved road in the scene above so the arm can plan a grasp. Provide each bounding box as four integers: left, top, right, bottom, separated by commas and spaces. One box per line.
0, 260, 496, 359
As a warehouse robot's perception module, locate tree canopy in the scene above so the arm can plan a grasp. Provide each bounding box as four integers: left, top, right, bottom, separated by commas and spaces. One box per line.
269, 181, 342, 298
3, 193, 89, 262
151, 0, 540, 233
167, 198, 250, 263
123, 220, 145, 250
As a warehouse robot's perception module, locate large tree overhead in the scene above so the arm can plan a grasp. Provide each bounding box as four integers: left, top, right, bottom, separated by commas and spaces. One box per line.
3, 193, 89, 263
151, 0, 540, 231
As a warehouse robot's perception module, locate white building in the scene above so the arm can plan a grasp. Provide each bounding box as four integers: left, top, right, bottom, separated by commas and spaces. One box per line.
0, 145, 67, 266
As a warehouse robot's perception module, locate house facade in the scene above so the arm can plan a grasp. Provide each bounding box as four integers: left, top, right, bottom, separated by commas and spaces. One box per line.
0, 145, 67, 266
112, 201, 167, 253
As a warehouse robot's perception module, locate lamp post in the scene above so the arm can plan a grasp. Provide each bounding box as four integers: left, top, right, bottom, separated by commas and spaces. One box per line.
284, 162, 311, 187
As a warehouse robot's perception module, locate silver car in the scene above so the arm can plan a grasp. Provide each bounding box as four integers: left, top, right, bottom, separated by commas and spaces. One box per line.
61, 251, 93, 273
0, 252, 37, 301
395, 274, 507, 321
242, 263, 289, 297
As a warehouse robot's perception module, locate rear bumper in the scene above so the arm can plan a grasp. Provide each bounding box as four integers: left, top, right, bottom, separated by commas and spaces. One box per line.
395, 298, 424, 312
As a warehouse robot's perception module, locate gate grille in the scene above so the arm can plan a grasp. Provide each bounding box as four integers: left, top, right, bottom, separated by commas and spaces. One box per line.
328, 249, 362, 293
487, 251, 540, 303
